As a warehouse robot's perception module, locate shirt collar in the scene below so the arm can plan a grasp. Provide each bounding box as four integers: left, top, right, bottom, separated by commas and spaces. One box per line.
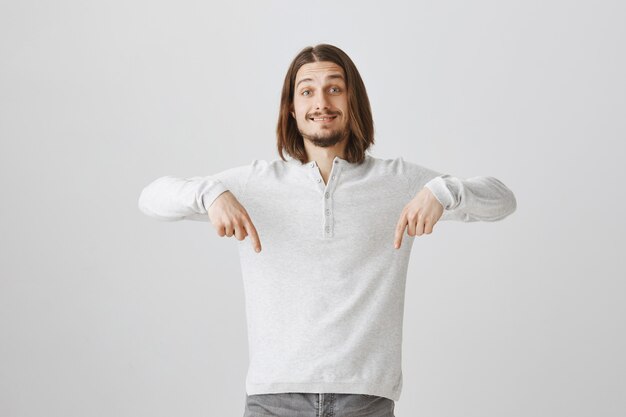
287, 154, 367, 170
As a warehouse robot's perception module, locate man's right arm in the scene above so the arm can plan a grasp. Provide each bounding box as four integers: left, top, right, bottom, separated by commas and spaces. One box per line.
137, 163, 255, 222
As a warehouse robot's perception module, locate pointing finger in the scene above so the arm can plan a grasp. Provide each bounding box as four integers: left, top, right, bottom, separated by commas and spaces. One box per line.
244, 217, 262, 253
394, 210, 408, 249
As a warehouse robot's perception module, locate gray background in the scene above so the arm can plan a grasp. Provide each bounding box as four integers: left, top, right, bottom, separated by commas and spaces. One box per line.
1, 0, 624, 416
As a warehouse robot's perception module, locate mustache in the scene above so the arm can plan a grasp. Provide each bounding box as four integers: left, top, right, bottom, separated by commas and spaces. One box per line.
308, 111, 339, 118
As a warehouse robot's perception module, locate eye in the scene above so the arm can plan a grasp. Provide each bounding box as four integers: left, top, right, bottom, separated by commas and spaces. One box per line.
330, 86, 341, 93
301, 90, 311, 96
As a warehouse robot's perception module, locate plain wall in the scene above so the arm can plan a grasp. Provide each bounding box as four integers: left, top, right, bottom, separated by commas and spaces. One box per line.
1, 0, 624, 416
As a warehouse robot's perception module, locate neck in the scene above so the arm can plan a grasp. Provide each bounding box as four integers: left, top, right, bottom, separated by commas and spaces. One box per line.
303, 136, 348, 166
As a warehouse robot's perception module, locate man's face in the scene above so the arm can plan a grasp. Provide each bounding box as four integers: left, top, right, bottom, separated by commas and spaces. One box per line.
291, 61, 350, 148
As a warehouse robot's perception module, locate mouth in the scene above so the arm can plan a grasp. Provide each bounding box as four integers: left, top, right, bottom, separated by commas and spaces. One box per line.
309, 115, 338, 123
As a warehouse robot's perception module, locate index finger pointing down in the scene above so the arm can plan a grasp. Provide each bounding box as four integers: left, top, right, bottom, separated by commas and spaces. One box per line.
244, 218, 262, 253
394, 211, 408, 249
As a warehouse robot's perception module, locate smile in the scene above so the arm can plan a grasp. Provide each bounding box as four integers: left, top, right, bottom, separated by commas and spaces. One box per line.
309, 115, 337, 122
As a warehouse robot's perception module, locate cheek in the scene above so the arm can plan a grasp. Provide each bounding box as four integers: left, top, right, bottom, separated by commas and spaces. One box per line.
334, 98, 348, 113
293, 103, 306, 118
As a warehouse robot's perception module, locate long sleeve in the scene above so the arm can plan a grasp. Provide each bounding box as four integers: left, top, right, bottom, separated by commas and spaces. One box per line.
137, 161, 256, 222
402, 158, 517, 222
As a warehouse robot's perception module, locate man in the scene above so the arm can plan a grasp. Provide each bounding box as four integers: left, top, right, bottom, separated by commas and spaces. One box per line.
138, 44, 516, 417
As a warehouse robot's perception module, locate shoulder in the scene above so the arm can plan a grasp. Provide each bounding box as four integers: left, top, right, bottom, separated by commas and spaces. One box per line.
246, 158, 297, 178
366, 155, 421, 176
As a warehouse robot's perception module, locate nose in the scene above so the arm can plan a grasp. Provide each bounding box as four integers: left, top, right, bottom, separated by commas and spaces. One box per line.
315, 91, 331, 110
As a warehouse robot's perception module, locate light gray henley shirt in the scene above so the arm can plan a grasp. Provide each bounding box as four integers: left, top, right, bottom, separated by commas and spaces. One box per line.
138, 153, 517, 401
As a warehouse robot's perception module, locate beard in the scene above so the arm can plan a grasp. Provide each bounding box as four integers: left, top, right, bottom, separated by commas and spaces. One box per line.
299, 125, 348, 148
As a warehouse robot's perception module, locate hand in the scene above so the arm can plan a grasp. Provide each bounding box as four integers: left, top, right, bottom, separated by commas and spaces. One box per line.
207, 191, 262, 253
394, 187, 444, 249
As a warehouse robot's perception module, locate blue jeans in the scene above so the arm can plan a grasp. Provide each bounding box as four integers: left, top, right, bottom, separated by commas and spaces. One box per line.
243, 392, 396, 417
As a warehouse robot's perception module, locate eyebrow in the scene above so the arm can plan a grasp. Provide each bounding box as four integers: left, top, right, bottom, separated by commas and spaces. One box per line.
296, 73, 345, 89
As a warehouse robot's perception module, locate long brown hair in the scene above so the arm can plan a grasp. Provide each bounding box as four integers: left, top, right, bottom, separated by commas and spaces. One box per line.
276, 44, 375, 164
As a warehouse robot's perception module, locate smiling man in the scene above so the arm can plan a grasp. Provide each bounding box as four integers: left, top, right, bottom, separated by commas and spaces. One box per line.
138, 44, 517, 417
292, 61, 349, 148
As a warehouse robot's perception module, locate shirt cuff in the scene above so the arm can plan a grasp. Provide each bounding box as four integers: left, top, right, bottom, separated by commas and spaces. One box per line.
200, 183, 229, 212
424, 175, 456, 210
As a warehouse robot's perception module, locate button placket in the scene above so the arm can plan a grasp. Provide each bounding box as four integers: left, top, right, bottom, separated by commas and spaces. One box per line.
309, 161, 325, 192
306, 158, 344, 238
321, 159, 342, 238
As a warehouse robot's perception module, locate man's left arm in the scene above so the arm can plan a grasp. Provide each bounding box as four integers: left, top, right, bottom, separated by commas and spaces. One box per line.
422, 173, 517, 222
394, 159, 517, 248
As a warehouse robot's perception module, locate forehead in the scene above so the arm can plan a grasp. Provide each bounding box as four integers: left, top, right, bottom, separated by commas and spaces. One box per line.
295, 61, 345, 84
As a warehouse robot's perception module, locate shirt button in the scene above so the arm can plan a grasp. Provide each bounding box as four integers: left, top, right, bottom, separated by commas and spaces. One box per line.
331, 175, 335, 180
310, 162, 315, 167
325, 226, 330, 232
334, 160, 338, 164
316, 178, 321, 183
325, 192, 329, 198
325, 209, 330, 216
